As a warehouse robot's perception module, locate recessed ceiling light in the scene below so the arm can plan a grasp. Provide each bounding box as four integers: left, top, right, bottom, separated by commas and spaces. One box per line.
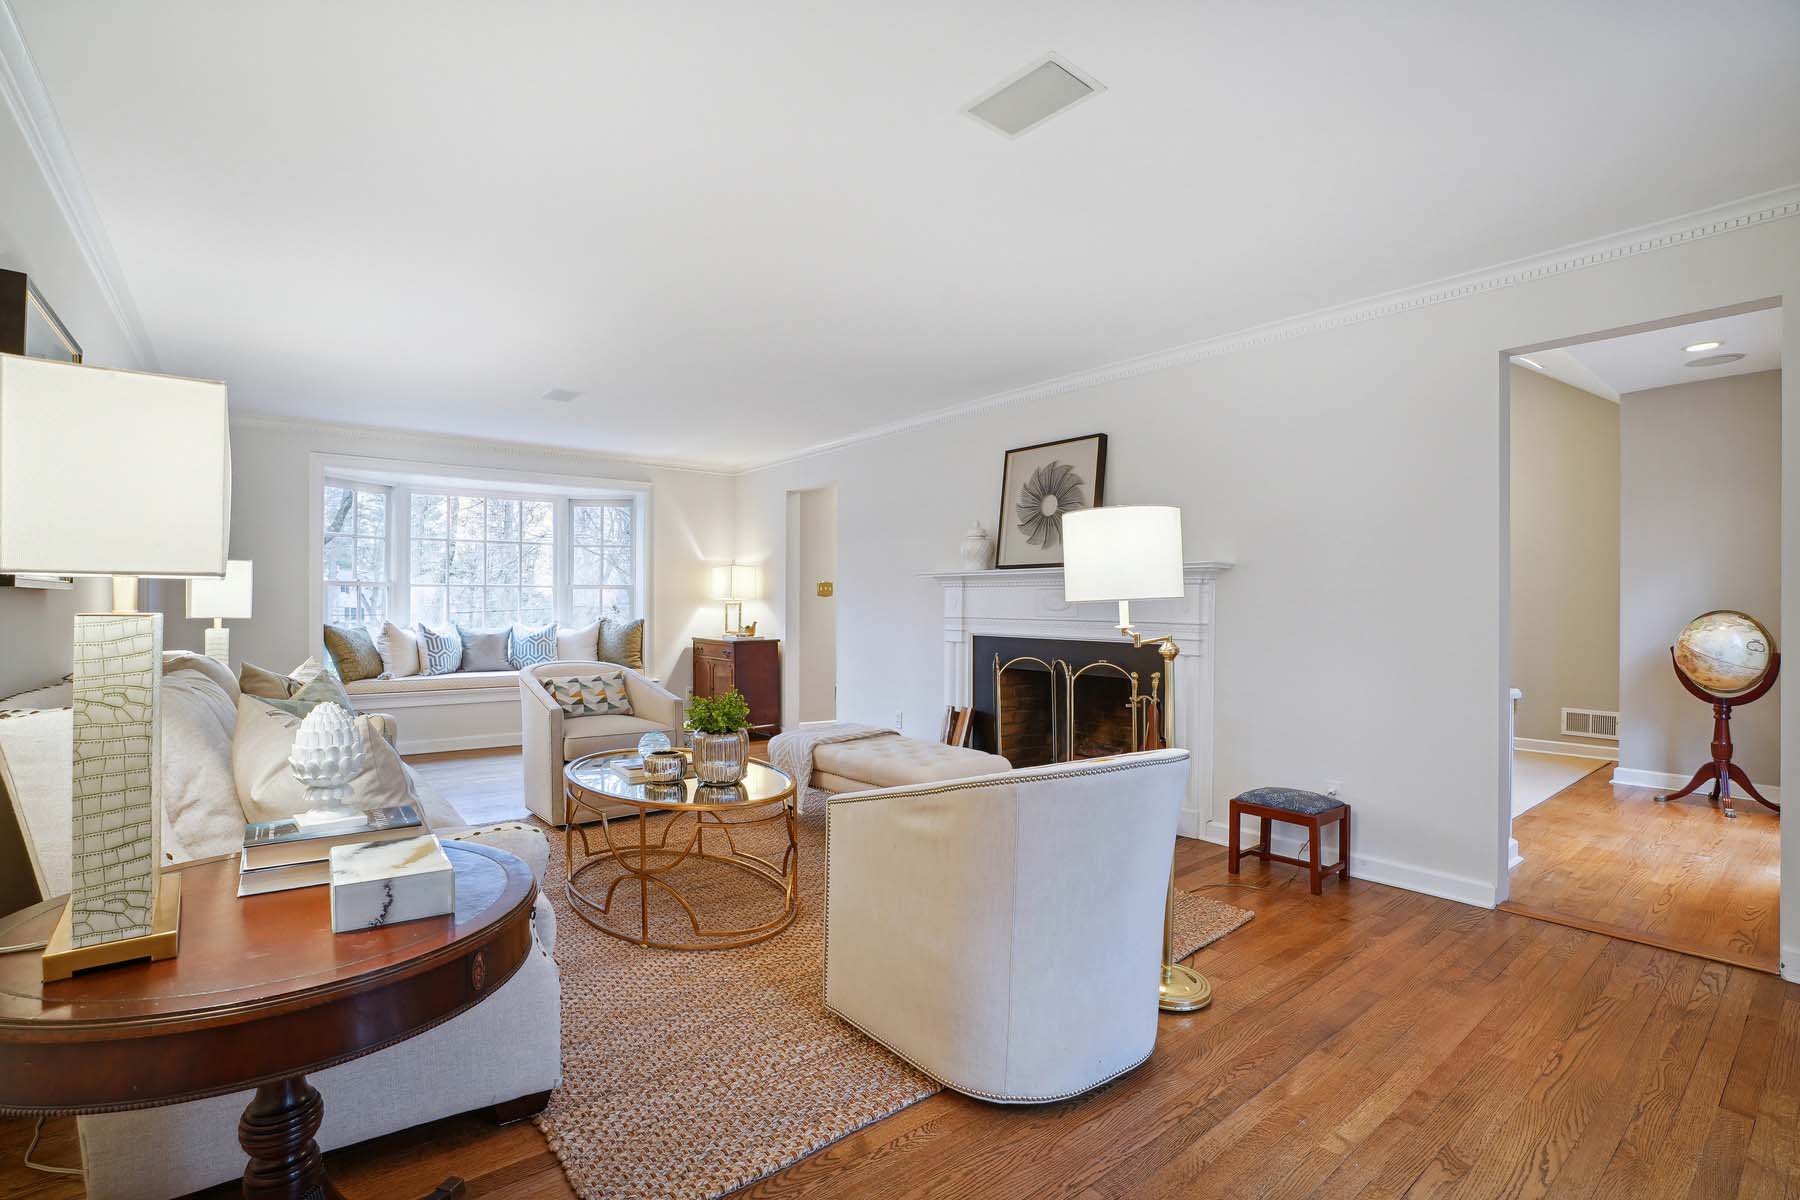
963, 54, 1105, 138
1515, 356, 1544, 370
541, 387, 581, 404
1683, 340, 1723, 353
1685, 353, 1745, 368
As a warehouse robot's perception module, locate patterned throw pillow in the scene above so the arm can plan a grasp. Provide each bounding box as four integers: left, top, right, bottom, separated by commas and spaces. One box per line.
416, 624, 464, 675
599, 617, 646, 671
544, 670, 634, 717
258, 670, 353, 719
508, 622, 558, 669
455, 624, 511, 672
322, 623, 384, 682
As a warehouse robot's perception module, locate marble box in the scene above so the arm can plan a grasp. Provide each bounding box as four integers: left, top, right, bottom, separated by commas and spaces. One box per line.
328, 834, 455, 933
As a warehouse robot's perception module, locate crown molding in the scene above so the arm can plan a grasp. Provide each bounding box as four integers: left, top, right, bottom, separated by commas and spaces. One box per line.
229, 410, 736, 477
0, 0, 157, 369
738, 183, 1800, 475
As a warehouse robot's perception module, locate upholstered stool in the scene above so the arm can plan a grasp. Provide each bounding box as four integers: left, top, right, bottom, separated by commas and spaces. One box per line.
1228, 787, 1350, 895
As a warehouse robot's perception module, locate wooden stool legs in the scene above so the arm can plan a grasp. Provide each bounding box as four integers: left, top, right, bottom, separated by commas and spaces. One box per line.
1226, 799, 1350, 895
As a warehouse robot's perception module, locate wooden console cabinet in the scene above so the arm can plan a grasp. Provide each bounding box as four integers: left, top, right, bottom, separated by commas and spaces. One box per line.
693, 637, 782, 735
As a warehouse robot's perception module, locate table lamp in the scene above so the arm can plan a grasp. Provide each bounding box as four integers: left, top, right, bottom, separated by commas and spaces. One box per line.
710, 563, 759, 635
0, 353, 231, 981
1061, 505, 1211, 1012
187, 558, 253, 664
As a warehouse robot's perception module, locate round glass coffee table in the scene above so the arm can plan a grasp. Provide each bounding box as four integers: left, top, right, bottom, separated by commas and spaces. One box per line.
562, 749, 799, 950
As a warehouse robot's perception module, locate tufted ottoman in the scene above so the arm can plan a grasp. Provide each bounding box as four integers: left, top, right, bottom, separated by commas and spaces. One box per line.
1228, 786, 1351, 895
810, 735, 1011, 794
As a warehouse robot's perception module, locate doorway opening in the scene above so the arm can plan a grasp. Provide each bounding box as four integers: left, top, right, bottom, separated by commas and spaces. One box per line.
784, 486, 838, 726
1501, 299, 1782, 973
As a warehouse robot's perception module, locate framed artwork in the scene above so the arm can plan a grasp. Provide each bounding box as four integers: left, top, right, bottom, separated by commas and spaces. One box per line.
994, 433, 1106, 569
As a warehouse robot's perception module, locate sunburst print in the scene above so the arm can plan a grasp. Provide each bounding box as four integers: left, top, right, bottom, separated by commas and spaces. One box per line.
1015, 460, 1087, 548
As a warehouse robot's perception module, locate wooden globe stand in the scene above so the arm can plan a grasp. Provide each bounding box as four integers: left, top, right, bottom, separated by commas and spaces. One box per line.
1655, 648, 1780, 819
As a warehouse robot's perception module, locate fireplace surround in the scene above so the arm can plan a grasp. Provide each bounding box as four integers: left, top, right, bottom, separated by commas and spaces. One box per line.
929, 561, 1231, 837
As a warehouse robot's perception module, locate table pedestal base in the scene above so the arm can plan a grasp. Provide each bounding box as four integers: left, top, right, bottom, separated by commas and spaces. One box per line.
238, 1075, 467, 1200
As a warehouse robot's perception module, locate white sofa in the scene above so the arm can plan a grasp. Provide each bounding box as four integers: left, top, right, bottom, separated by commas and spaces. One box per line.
520, 660, 685, 824
0, 654, 561, 1200
825, 749, 1189, 1103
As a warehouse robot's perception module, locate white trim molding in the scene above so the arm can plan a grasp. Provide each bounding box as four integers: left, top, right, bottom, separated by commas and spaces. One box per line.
1611, 765, 1781, 805
930, 562, 1232, 840
1513, 737, 1618, 761
1201, 817, 1499, 910
1783, 943, 1799, 986
0, 0, 158, 369
740, 184, 1800, 474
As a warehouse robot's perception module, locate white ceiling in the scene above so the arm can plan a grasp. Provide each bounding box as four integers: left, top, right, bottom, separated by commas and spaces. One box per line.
10, 1, 1800, 469
1518, 306, 1783, 400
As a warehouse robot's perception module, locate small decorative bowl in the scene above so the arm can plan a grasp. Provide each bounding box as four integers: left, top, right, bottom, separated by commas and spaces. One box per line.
644, 750, 686, 782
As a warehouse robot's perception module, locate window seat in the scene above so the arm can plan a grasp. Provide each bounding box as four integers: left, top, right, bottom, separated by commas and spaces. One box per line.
344, 670, 521, 696
342, 665, 662, 755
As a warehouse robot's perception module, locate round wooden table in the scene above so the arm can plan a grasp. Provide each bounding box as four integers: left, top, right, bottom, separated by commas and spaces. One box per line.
0, 840, 537, 1199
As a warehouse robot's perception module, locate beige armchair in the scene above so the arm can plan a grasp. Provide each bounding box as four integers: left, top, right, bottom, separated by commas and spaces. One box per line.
825, 749, 1189, 1103
521, 660, 685, 823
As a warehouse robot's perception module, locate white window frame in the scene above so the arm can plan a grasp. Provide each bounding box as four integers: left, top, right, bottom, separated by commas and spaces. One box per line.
308, 453, 652, 661
568, 498, 641, 627
402, 485, 562, 629
320, 477, 395, 629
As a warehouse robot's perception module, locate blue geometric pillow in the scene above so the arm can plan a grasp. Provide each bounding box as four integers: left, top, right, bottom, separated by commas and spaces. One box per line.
508, 622, 558, 669
416, 623, 464, 675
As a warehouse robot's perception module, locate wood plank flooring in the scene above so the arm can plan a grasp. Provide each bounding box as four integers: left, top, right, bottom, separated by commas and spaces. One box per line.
1504, 768, 1781, 973
4, 748, 1796, 1198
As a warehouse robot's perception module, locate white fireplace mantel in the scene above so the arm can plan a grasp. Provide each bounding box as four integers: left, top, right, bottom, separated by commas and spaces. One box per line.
927, 561, 1232, 838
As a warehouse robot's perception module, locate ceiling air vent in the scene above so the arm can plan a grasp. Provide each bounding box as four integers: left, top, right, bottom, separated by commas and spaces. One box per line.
1561, 707, 1619, 741
963, 54, 1105, 139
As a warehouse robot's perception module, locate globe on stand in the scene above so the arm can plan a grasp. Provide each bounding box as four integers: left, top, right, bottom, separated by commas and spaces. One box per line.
1658, 610, 1780, 820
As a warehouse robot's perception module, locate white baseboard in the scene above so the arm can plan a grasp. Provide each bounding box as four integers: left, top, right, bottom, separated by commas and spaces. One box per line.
1513, 737, 1617, 761
1179, 804, 1203, 840
399, 732, 522, 755
1201, 819, 1497, 909
1611, 766, 1781, 803
1509, 837, 1523, 871
1783, 944, 1799, 985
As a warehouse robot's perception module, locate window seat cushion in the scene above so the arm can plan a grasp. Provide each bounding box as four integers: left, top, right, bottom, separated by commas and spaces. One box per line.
343, 669, 521, 695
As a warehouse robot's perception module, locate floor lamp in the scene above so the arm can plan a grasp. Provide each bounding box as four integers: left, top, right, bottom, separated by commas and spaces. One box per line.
1061, 505, 1210, 1012
0, 353, 231, 981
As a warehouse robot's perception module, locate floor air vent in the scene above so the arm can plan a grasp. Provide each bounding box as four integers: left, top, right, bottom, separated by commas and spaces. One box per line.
1561, 707, 1619, 740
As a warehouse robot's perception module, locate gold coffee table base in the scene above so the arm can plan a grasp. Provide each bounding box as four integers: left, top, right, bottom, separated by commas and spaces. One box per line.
565, 781, 799, 951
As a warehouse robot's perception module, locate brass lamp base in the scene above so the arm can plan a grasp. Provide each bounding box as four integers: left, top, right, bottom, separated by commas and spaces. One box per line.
1159, 962, 1212, 1012
42, 873, 181, 982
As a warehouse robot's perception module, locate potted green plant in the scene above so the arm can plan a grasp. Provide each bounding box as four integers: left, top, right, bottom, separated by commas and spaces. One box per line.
686, 688, 752, 784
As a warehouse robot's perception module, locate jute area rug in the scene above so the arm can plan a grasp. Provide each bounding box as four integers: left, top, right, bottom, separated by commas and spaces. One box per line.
534, 790, 1253, 1200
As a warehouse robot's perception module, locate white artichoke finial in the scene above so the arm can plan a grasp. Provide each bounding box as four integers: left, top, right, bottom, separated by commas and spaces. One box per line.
287, 702, 370, 810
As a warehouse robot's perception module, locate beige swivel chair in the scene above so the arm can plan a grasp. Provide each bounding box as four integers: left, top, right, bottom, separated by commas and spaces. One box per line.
520, 660, 685, 823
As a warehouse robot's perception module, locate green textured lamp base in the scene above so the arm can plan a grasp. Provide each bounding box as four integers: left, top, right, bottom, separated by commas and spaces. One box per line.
1159, 963, 1212, 1012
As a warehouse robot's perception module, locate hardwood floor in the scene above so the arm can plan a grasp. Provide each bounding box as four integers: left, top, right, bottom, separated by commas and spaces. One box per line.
408, 747, 533, 825
1504, 768, 1781, 974
5, 749, 1796, 1198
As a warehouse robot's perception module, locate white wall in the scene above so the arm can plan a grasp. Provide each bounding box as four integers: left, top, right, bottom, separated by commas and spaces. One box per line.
146, 417, 735, 697
1619, 369, 1781, 785
1509, 365, 1620, 747
735, 215, 1800, 925
0, 87, 140, 697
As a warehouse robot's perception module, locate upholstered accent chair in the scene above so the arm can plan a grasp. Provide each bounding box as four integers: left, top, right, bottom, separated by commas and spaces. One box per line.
825, 749, 1189, 1103
520, 660, 685, 823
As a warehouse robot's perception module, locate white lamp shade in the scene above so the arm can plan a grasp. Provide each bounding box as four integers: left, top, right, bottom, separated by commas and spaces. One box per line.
710, 563, 760, 600
1061, 506, 1184, 601
0, 354, 231, 577
187, 559, 253, 619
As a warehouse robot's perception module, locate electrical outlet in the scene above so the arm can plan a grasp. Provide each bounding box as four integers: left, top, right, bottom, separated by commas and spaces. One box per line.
1323, 779, 1342, 799
894, 711, 905, 731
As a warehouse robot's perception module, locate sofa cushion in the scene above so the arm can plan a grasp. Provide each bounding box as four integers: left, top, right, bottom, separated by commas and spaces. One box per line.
456, 624, 512, 672
812, 735, 1012, 791
323, 623, 384, 682
556, 618, 601, 662
161, 654, 245, 864
543, 671, 633, 717
232, 694, 422, 824
563, 713, 671, 759
417, 623, 464, 674
239, 661, 301, 700
508, 622, 558, 669
599, 617, 646, 671
376, 621, 421, 678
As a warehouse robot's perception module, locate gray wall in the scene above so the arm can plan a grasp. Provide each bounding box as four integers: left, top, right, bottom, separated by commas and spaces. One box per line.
1509, 365, 1620, 746
1620, 369, 1781, 784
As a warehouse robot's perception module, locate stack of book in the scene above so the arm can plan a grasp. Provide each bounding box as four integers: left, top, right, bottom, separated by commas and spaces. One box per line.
237, 803, 423, 896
